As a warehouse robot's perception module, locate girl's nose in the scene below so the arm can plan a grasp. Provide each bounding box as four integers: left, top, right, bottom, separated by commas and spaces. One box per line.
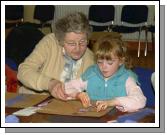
101, 61, 107, 69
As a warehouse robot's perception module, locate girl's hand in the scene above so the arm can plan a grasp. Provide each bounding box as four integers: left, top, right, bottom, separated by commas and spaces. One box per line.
76, 92, 91, 108
96, 100, 109, 112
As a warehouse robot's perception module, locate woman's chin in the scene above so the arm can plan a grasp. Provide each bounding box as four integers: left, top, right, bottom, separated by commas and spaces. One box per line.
72, 55, 82, 60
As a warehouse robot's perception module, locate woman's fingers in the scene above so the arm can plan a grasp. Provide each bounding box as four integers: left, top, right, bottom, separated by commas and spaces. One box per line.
51, 82, 68, 100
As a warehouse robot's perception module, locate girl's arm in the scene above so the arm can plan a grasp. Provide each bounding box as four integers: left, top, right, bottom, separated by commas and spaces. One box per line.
64, 78, 87, 99
113, 77, 146, 112
96, 77, 146, 112
64, 79, 91, 107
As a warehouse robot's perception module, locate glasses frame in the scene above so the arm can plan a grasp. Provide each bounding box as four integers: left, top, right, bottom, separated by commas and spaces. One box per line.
64, 39, 88, 48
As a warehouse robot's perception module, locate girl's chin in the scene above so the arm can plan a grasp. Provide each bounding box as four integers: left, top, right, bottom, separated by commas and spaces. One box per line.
103, 73, 111, 78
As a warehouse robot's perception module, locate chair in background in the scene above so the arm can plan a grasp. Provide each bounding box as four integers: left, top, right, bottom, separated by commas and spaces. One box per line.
133, 67, 155, 107
5, 5, 24, 28
33, 5, 55, 32
112, 5, 148, 57
88, 5, 115, 32
5, 22, 45, 67
148, 25, 155, 51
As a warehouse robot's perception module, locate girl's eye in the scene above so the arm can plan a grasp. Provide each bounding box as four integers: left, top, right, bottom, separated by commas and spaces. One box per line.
107, 61, 114, 65
97, 60, 103, 64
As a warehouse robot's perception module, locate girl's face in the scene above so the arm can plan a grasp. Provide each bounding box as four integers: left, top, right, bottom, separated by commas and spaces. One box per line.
97, 56, 123, 78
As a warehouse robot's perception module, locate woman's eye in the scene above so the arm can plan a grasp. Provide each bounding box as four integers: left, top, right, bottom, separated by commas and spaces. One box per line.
68, 43, 76, 46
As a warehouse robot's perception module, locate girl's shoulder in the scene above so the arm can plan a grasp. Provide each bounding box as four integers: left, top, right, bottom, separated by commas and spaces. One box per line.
81, 64, 98, 81
126, 69, 139, 84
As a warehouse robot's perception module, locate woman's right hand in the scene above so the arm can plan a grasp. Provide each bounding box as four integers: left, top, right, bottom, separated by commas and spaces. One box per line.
48, 79, 68, 100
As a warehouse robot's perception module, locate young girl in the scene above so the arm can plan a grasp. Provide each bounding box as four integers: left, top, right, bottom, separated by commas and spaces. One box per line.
65, 35, 146, 112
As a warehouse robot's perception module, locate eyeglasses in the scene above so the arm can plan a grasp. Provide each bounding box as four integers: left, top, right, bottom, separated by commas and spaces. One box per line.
64, 39, 88, 47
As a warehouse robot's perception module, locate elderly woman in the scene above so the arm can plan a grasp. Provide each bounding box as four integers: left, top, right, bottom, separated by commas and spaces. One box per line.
17, 12, 95, 100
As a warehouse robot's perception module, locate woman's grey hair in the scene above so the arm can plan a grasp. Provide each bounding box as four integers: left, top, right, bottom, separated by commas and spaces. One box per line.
54, 12, 91, 45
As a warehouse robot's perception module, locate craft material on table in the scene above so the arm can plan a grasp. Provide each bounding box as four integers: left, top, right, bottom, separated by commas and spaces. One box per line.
12, 96, 54, 116
37, 99, 114, 117
6, 92, 114, 118
5, 115, 20, 123
12, 106, 40, 116
5, 92, 50, 108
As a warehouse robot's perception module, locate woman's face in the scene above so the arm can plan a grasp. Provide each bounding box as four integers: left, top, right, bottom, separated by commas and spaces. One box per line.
63, 32, 88, 60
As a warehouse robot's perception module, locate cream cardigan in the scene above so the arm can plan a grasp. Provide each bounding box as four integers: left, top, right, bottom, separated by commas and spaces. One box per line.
17, 33, 94, 93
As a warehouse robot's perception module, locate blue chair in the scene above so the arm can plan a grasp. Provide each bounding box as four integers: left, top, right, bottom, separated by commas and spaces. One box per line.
5, 57, 17, 71
88, 5, 115, 32
133, 67, 155, 107
5, 5, 24, 28
5, 22, 44, 68
112, 5, 149, 57
148, 25, 155, 50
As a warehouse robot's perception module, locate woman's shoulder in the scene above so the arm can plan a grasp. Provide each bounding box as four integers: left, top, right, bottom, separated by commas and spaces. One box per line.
37, 33, 61, 49
42, 33, 57, 42
84, 48, 95, 60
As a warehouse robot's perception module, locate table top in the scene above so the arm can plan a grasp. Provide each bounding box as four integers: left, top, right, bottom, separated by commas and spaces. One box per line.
5, 107, 155, 123
5, 92, 155, 123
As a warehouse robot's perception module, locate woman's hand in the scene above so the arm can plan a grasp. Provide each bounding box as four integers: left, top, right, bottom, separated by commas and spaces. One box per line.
48, 79, 68, 100
76, 92, 91, 108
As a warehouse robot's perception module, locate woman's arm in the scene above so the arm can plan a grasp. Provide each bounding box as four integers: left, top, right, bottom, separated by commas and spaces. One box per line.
17, 35, 54, 91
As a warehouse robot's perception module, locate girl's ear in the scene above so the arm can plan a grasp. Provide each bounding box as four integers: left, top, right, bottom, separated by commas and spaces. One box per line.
119, 57, 125, 66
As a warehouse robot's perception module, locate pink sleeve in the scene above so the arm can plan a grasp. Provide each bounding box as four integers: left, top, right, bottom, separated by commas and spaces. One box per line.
64, 78, 87, 95
115, 77, 146, 112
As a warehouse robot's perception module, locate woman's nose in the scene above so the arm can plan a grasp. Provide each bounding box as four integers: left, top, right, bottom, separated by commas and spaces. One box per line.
75, 44, 80, 51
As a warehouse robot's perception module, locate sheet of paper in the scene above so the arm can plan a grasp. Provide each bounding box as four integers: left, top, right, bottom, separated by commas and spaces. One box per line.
37, 99, 114, 117
5, 92, 49, 108
12, 107, 40, 116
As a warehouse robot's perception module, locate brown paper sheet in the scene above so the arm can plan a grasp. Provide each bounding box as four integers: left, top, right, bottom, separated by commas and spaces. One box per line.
5, 92, 49, 108
37, 99, 114, 117
6, 92, 114, 117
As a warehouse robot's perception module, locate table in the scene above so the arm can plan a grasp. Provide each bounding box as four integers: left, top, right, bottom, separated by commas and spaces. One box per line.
5, 107, 155, 123
5, 92, 155, 123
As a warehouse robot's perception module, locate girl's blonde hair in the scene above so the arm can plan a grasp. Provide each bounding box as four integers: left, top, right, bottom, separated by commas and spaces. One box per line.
95, 35, 133, 69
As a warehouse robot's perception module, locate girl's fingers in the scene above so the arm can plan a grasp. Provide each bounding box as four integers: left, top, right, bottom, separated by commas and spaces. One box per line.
96, 102, 107, 112
83, 96, 90, 108
96, 101, 103, 106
